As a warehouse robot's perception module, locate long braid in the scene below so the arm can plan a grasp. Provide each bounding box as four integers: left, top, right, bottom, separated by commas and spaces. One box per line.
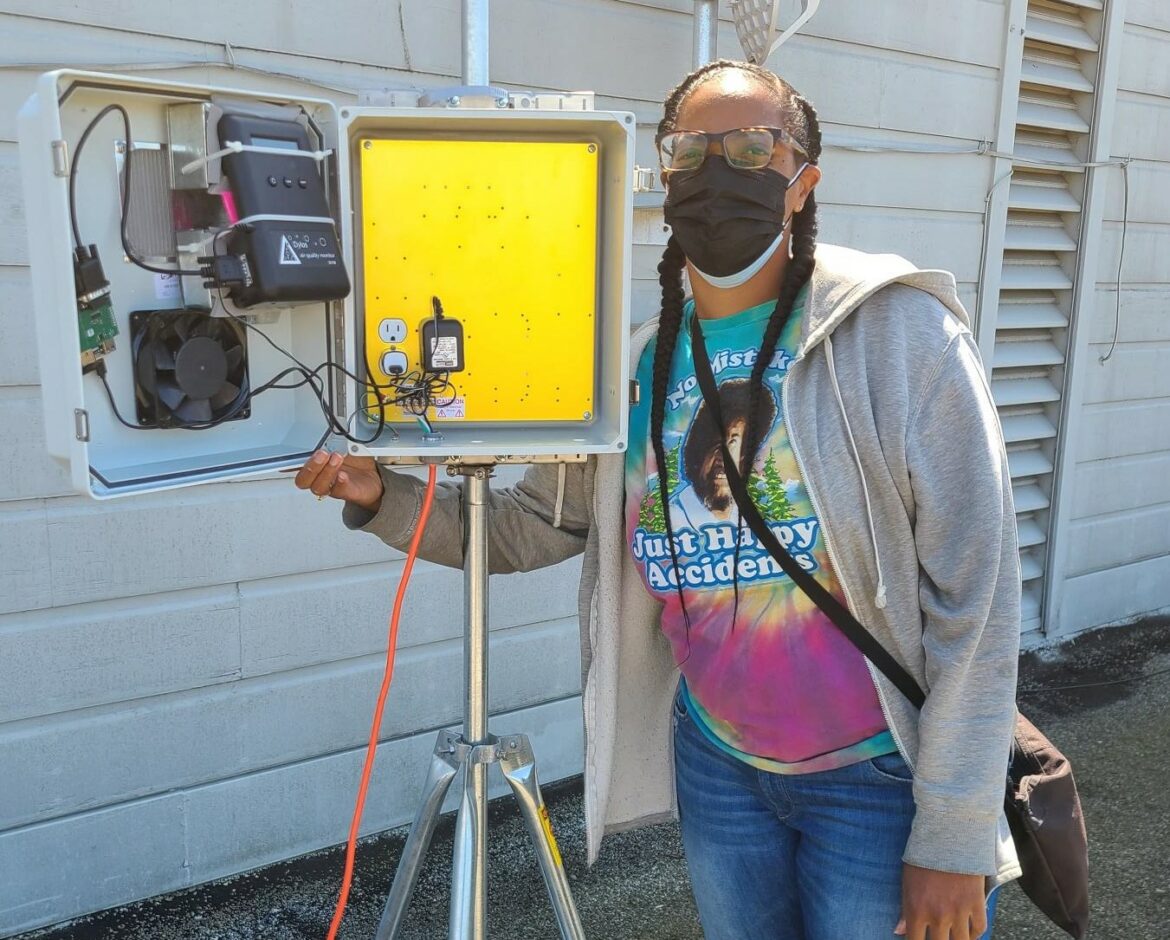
726, 192, 813, 626
651, 61, 823, 639
741, 94, 823, 479
651, 236, 691, 644
729, 97, 822, 632
648, 61, 746, 646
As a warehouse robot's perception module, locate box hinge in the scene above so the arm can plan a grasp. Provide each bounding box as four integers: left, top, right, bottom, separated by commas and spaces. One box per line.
74, 408, 90, 442
51, 139, 69, 177
633, 166, 660, 194
629, 379, 640, 405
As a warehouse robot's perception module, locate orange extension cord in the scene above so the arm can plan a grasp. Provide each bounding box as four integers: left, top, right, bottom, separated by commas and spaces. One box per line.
326, 464, 439, 940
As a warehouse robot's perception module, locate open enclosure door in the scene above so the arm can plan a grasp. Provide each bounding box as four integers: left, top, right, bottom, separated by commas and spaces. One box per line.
19, 71, 345, 498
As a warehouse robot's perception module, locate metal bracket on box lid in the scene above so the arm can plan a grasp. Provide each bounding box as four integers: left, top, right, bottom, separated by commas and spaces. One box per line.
509, 91, 595, 112
370, 454, 589, 468
417, 85, 595, 111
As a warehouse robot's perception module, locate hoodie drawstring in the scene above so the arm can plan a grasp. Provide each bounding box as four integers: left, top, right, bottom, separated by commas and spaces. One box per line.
823, 334, 888, 610
553, 462, 567, 529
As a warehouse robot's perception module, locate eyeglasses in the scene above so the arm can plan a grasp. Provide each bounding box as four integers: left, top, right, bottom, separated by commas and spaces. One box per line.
655, 126, 809, 173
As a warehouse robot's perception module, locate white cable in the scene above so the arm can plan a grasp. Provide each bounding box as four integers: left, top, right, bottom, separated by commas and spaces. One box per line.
181, 140, 333, 177
231, 213, 338, 227
0, 60, 384, 97
974, 167, 1017, 319
824, 334, 887, 610
824, 136, 1131, 170
826, 139, 991, 156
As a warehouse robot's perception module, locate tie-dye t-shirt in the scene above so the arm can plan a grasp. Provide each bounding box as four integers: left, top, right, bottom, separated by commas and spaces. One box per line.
626, 293, 897, 773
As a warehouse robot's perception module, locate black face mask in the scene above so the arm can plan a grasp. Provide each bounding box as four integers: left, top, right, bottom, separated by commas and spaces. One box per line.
663, 159, 803, 280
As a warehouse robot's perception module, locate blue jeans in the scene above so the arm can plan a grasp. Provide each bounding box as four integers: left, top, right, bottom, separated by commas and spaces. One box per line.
673, 690, 998, 940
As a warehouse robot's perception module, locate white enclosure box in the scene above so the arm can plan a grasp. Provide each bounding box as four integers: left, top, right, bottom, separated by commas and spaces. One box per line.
18, 71, 634, 498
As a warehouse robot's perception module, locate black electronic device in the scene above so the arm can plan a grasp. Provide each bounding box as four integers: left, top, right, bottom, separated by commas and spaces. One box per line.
420, 297, 465, 372
216, 112, 350, 307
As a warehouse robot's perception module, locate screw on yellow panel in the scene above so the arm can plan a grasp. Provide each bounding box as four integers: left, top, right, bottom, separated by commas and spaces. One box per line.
357, 138, 599, 424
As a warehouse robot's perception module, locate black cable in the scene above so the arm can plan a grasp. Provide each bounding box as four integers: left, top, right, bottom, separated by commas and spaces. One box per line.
95, 360, 152, 431
69, 103, 202, 275
103, 302, 446, 440
97, 354, 315, 432
1099, 158, 1132, 365
99, 361, 253, 433
1018, 663, 1170, 696
221, 306, 390, 444
205, 231, 415, 399
213, 276, 453, 446
208, 270, 355, 439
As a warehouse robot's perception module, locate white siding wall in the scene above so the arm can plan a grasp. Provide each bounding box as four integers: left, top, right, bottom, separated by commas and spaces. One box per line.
1055, 0, 1170, 634
0, 1, 1090, 933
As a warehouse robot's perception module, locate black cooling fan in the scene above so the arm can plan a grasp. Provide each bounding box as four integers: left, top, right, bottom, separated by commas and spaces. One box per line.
131, 309, 250, 428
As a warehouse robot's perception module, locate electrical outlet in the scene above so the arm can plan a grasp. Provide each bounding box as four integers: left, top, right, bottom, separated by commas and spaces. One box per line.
378, 318, 408, 344
380, 350, 409, 376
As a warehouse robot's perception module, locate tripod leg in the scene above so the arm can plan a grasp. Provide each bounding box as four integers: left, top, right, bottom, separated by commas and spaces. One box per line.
375, 731, 462, 940
448, 757, 488, 939
499, 735, 586, 940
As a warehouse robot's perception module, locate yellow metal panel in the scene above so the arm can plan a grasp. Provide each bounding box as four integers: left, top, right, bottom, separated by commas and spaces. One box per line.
358, 137, 599, 423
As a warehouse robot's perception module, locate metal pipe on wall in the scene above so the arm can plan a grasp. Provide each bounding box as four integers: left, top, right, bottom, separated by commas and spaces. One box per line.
463, 0, 491, 85
693, 0, 719, 68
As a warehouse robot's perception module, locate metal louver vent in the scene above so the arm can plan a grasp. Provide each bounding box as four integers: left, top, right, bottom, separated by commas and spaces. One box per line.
992, 0, 1106, 632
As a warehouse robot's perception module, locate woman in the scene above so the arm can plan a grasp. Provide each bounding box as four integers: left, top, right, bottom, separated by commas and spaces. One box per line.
297, 61, 1022, 940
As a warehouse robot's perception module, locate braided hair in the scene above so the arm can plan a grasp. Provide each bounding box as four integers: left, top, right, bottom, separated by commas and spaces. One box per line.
650, 60, 823, 637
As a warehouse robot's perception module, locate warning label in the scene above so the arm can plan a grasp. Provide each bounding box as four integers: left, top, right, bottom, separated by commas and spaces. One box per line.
429, 336, 460, 370
435, 397, 466, 419
279, 236, 301, 265
277, 232, 339, 267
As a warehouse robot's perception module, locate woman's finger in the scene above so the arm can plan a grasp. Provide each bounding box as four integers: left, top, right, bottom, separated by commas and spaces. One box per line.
310, 452, 345, 497
331, 471, 354, 501
955, 908, 979, 940
294, 451, 330, 490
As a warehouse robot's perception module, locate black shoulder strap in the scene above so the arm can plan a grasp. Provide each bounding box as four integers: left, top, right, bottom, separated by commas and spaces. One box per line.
688, 313, 926, 710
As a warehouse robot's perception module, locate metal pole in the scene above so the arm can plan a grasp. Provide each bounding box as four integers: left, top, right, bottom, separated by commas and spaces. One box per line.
449, 470, 491, 939
692, 0, 719, 68
463, 0, 491, 86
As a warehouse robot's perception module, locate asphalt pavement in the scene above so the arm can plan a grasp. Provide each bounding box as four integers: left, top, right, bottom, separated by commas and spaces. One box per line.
17, 616, 1170, 940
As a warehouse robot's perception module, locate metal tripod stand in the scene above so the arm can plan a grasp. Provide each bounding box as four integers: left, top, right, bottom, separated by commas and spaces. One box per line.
374, 466, 586, 940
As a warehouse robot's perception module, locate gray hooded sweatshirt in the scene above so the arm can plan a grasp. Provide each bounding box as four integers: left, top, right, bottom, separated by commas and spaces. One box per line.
344, 243, 1023, 886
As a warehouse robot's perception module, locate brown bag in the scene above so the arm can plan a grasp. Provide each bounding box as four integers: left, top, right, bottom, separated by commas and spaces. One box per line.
1005, 715, 1090, 938
692, 319, 1092, 938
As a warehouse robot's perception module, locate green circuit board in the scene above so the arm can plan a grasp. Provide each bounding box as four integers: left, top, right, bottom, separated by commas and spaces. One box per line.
78, 295, 118, 365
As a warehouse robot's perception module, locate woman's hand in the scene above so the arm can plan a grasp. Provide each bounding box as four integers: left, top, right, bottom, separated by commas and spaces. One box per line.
895, 864, 987, 940
293, 450, 384, 513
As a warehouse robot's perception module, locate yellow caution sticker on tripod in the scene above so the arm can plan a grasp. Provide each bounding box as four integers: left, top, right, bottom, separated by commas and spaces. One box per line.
539, 805, 564, 868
